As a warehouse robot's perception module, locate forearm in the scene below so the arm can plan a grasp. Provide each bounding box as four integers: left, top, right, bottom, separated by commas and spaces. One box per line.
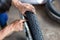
0, 25, 14, 40
12, 0, 22, 7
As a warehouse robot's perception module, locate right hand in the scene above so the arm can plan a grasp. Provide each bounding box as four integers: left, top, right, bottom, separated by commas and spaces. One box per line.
9, 20, 25, 32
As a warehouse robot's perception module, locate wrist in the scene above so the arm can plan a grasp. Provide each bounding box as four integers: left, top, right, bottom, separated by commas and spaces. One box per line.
0, 25, 15, 40
12, 0, 22, 6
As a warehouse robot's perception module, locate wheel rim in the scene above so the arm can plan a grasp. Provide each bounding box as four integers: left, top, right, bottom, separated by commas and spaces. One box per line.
52, 0, 60, 12
47, 0, 60, 17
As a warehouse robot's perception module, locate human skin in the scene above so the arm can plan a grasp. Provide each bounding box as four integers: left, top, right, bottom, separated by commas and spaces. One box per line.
12, 0, 36, 15
0, 20, 25, 40
0, 0, 36, 40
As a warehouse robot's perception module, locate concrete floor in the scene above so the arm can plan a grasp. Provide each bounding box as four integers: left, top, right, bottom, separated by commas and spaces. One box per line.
35, 5, 60, 40
4, 5, 60, 40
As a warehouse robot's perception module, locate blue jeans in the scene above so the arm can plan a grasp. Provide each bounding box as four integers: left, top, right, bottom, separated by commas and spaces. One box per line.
0, 12, 8, 28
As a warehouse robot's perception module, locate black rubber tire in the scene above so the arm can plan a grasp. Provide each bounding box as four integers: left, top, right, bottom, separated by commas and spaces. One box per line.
46, 0, 60, 23
25, 11, 43, 40
46, 0, 60, 17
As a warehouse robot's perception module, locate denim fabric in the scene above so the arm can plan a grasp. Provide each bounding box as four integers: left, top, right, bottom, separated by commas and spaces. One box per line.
0, 12, 8, 27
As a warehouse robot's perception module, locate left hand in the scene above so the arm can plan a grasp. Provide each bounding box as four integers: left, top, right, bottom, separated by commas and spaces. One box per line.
17, 3, 36, 15
12, 0, 36, 15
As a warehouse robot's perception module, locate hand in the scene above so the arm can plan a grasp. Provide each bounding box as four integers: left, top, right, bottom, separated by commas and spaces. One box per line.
18, 3, 36, 15
0, 19, 25, 40
12, 0, 36, 15
9, 20, 25, 32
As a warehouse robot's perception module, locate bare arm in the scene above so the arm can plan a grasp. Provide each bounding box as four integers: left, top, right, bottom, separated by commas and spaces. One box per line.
0, 25, 14, 40
0, 20, 25, 40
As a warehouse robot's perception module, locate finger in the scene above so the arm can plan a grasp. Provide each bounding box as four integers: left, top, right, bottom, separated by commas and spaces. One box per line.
28, 7, 36, 14
31, 9, 36, 14
20, 20, 26, 23
21, 10, 26, 15
19, 22, 24, 31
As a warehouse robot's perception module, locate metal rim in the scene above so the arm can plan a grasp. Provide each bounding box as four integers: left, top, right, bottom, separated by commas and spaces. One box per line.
46, 0, 60, 17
